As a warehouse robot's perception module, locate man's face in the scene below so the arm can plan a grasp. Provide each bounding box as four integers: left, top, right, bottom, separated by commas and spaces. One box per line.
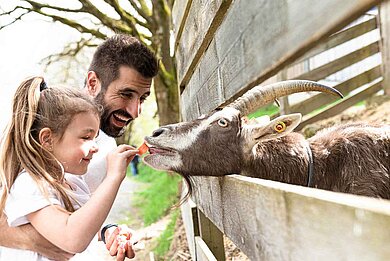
95, 66, 152, 137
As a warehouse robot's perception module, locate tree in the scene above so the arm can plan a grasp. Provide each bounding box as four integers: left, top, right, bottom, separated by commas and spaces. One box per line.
0, 0, 179, 126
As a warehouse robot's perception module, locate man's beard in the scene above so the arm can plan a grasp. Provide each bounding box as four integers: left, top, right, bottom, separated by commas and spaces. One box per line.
95, 92, 133, 137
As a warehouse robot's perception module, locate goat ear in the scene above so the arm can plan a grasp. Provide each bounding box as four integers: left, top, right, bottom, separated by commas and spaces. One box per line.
246, 113, 302, 143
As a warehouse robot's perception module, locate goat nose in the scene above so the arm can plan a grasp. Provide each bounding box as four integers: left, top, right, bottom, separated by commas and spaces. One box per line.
152, 128, 165, 137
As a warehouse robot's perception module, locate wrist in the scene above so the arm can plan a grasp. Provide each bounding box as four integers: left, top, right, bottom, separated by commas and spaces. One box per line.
100, 224, 118, 244
104, 173, 124, 185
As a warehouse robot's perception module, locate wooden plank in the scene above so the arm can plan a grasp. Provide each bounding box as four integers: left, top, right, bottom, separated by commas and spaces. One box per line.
180, 0, 382, 121
172, 0, 193, 49
195, 237, 218, 261
295, 41, 380, 81
379, 0, 390, 94
298, 79, 383, 129
175, 0, 232, 89
198, 210, 225, 261
191, 175, 390, 261
294, 16, 378, 65
277, 70, 291, 114
287, 65, 381, 116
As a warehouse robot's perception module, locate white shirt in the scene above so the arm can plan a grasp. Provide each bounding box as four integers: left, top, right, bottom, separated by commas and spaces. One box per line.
83, 131, 117, 193
0, 171, 104, 261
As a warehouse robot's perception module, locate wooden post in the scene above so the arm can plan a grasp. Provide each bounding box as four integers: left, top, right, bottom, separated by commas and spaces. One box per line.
181, 195, 200, 258
197, 210, 225, 261
379, 0, 390, 95
277, 69, 291, 114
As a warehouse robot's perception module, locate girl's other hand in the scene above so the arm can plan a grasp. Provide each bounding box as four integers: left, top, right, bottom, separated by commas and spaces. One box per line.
106, 225, 135, 260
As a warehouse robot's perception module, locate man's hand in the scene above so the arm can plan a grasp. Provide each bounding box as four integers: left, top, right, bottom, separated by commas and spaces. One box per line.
105, 225, 135, 260
21, 224, 75, 261
0, 215, 73, 261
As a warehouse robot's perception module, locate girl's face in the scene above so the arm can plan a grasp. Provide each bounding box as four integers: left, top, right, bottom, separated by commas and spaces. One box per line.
52, 112, 100, 175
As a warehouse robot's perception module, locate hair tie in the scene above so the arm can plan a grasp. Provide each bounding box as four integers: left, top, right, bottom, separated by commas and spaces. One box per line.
40, 81, 48, 92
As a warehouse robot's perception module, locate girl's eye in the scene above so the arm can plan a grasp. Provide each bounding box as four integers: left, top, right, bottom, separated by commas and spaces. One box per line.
217, 118, 228, 127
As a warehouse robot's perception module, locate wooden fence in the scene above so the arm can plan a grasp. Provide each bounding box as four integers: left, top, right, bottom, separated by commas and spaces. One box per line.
272, 12, 382, 129
172, 0, 390, 260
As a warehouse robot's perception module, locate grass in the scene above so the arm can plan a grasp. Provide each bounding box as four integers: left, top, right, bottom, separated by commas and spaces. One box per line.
248, 104, 279, 119
153, 208, 180, 259
131, 162, 182, 226
129, 162, 182, 258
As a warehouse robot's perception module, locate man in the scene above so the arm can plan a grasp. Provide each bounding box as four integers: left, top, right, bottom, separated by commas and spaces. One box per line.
0, 34, 159, 260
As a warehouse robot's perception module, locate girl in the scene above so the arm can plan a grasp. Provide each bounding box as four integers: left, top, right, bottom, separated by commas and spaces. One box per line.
0, 76, 136, 260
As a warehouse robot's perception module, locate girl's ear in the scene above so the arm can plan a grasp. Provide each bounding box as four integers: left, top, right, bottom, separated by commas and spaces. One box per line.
39, 128, 54, 151
86, 71, 102, 97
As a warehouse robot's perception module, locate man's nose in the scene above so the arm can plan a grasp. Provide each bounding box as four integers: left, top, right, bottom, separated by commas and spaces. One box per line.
126, 99, 141, 119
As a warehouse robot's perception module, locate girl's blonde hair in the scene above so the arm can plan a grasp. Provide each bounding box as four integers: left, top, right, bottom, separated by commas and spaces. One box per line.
0, 76, 101, 212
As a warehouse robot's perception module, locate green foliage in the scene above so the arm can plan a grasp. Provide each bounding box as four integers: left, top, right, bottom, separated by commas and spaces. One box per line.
132, 162, 181, 226
248, 104, 279, 118
153, 208, 180, 259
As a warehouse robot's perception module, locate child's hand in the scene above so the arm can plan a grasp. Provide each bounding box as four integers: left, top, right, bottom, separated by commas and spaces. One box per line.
106, 145, 138, 181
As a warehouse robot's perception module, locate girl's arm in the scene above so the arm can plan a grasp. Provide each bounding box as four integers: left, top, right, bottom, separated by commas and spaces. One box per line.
27, 145, 136, 254
0, 214, 73, 260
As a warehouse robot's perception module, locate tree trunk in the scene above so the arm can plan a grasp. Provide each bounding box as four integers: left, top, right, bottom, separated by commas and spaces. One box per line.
152, 0, 180, 126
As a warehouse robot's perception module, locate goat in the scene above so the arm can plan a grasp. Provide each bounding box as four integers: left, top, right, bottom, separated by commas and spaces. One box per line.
143, 80, 390, 199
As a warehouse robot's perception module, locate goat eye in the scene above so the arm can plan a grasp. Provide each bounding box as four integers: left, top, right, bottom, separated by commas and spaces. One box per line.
274, 121, 286, 133
217, 118, 228, 127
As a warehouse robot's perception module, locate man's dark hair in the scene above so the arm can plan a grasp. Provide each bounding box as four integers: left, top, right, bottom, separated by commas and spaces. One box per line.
88, 34, 159, 90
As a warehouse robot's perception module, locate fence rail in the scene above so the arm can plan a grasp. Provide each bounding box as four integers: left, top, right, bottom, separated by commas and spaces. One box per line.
183, 176, 390, 260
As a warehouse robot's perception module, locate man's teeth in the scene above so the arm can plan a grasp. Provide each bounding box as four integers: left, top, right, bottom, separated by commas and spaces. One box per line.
114, 113, 130, 122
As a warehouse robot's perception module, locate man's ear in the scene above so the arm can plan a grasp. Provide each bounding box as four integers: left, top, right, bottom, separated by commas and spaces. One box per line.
243, 113, 302, 146
39, 128, 54, 151
86, 71, 102, 97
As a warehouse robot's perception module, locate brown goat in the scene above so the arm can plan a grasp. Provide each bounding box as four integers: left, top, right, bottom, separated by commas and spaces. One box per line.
143, 108, 390, 199
142, 80, 390, 198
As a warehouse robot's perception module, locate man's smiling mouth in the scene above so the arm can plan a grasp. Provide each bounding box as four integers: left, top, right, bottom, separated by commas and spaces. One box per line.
113, 112, 131, 122
112, 112, 132, 128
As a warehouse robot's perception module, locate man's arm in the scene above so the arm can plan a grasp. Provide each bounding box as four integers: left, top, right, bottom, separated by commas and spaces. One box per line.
0, 214, 73, 261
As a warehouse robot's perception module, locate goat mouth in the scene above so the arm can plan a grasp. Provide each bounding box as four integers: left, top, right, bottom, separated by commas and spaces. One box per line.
148, 146, 175, 155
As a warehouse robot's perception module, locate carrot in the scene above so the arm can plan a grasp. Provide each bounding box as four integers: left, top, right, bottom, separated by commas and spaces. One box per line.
138, 142, 149, 155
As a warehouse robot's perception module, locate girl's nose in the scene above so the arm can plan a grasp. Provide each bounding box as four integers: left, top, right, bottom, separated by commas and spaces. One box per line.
90, 141, 99, 153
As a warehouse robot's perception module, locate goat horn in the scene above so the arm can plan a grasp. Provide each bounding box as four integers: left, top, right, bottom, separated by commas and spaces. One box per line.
228, 80, 343, 115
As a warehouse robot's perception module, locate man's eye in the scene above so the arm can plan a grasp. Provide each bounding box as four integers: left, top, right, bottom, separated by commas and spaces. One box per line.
120, 92, 133, 99
140, 95, 149, 103
82, 137, 90, 140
